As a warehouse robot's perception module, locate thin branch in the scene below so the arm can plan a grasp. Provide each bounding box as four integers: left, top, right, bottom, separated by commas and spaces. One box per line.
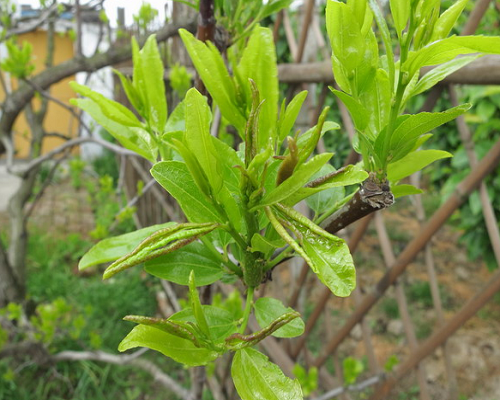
18, 137, 138, 177
161, 280, 181, 313
23, 152, 68, 221
3, 3, 59, 41
53, 349, 190, 399
107, 178, 157, 232
310, 374, 384, 400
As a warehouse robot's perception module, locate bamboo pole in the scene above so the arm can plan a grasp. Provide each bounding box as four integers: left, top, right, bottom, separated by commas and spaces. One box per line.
314, 134, 500, 368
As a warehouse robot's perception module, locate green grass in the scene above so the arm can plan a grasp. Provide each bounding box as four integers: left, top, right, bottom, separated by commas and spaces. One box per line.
0, 229, 186, 400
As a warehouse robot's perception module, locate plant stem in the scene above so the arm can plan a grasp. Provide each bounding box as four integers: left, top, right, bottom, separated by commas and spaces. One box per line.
239, 286, 254, 334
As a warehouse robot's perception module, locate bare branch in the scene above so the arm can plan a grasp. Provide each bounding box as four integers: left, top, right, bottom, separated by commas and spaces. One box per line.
310, 374, 383, 400
3, 3, 59, 41
18, 137, 138, 177
53, 349, 190, 399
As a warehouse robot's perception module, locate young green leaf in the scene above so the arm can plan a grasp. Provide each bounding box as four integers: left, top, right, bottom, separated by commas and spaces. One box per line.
330, 89, 369, 132
254, 297, 304, 338
70, 82, 142, 127
266, 205, 355, 297
250, 233, 285, 257
391, 184, 424, 198
390, 0, 410, 39
405, 36, 500, 78
305, 164, 345, 215
231, 348, 303, 400
113, 69, 143, 116
430, 0, 469, 42
237, 26, 278, 150
70, 98, 156, 162
189, 271, 211, 339
410, 55, 480, 98
103, 222, 219, 279
257, 153, 332, 208
184, 88, 223, 194
123, 315, 198, 343
387, 149, 452, 182
284, 164, 368, 206
179, 29, 246, 133
171, 306, 238, 342
278, 91, 308, 142
358, 68, 391, 137
79, 222, 175, 270
119, 324, 219, 366
225, 311, 300, 350
144, 241, 224, 286
389, 104, 470, 157
138, 35, 167, 133
326, 0, 365, 74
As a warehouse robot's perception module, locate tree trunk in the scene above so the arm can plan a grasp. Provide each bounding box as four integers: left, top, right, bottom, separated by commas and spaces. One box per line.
0, 238, 23, 306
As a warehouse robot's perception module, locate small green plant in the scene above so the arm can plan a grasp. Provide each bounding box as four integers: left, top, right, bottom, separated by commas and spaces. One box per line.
343, 356, 364, 385
170, 63, 192, 99
384, 354, 399, 372
293, 364, 318, 397
71, 1, 500, 398
0, 38, 36, 79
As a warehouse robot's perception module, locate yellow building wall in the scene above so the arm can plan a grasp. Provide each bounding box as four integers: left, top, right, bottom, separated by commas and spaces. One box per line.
0, 29, 78, 159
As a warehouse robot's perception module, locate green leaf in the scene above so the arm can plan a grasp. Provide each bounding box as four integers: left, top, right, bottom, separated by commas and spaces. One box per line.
103, 222, 219, 279
184, 88, 223, 194
405, 36, 500, 78
254, 298, 304, 338
430, 0, 469, 42
165, 100, 186, 133
113, 69, 143, 116
144, 241, 223, 286
326, 0, 365, 73
225, 312, 300, 350
70, 81, 142, 128
118, 325, 218, 366
267, 205, 356, 297
250, 233, 285, 256
151, 161, 231, 247
171, 138, 212, 197
388, 149, 452, 181
411, 55, 481, 97
278, 91, 308, 142
330, 89, 369, 132
70, 98, 156, 162
295, 121, 340, 151
231, 348, 303, 400
285, 164, 368, 206
391, 184, 424, 198
258, 153, 332, 208
189, 271, 211, 339
305, 164, 344, 214
368, 0, 395, 92
390, 0, 410, 38
179, 29, 246, 133
138, 35, 167, 132
358, 68, 391, 138
261, 0, 294, 19
343, 357, 364, 385
237, 26, 278, 150
389, 104, 470, 157
171, 306, 238, 342
79, 222, 175, 270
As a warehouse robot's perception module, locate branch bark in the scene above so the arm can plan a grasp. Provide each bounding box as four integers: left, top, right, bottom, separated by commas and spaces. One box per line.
0, 18, 196, 154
